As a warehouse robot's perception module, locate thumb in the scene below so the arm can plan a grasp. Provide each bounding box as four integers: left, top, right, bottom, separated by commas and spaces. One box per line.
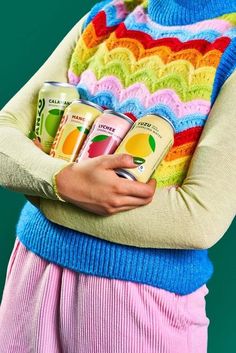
147, 178, 157, 192
101, 153, 143, 170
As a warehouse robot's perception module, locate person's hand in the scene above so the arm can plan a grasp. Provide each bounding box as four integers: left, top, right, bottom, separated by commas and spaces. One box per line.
55, 154, 157, 216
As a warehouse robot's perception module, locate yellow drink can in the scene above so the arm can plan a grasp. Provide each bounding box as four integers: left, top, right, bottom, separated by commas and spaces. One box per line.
114, 114, 175, 183
50, 99, 104, 162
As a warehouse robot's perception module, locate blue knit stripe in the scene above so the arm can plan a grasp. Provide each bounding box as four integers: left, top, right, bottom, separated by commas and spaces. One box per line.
148, 0, 236, 25
211, 38, 236, 103
16, 202, 214, 296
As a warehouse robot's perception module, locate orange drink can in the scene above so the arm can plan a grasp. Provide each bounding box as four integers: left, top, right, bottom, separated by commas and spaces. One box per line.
50, 99, 104, 162
114, 114, 175, 183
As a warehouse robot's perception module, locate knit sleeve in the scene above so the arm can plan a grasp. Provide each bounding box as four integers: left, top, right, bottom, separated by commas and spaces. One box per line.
0, 15, 87, 200
40, 68, 236, 250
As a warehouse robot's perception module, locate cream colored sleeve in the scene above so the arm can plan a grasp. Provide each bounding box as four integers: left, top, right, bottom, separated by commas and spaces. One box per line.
0, 15, 87, 199
40, 69, 236, 250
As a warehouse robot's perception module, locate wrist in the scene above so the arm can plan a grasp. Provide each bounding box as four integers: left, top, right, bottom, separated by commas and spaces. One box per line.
53, 162, 75, 202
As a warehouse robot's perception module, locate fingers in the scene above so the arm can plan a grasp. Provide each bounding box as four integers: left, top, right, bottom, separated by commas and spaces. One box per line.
112, 176, 156, 198
147, 178, 157, 190
106, 197, 153, 215
110, 204, 146, 214
96, 155, 157, 198
110, 195, 153, 209
75, 199, 150, 217
99, 153, 139, 170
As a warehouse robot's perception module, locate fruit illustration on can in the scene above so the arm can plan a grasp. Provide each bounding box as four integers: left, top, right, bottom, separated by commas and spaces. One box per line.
125, 133, 156, 162
45, 109, 64, 138
88, 135, 113, 158
114, 114, 175, 183
76, 110, 134, 162
62, 126, 89, 155
50, 99, 104, 162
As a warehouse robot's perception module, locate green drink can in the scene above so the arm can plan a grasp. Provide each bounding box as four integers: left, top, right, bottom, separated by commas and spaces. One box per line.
34, 81, 79, 153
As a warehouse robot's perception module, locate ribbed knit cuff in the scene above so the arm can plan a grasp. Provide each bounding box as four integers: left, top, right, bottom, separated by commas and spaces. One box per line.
52, 162, 74, 203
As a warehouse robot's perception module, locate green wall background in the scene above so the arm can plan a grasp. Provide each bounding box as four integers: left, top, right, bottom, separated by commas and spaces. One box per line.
0, 1, 235, 352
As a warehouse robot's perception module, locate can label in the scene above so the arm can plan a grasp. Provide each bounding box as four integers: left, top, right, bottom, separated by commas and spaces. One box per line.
76, 111, 133, 162
34, 83, 79, 153
50, 101, 103, 161
114, 115, 174, 183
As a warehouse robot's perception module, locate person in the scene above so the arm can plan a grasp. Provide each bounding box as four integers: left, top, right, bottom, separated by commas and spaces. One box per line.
0, 0, 236, 352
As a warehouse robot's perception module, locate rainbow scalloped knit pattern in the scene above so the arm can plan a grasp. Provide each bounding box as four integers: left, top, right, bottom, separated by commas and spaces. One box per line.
68, 0, 236, 188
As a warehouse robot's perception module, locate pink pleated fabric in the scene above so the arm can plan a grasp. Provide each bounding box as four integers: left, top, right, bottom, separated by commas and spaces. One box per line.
0, 238, 210, 353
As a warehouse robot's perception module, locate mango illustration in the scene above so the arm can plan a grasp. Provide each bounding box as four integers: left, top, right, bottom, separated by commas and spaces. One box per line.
62, 126, 89, 155
45, 109, 64, 137
125, 133, 156, 158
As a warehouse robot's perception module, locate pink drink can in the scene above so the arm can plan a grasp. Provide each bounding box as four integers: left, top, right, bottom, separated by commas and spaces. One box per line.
75, 110, 134, 162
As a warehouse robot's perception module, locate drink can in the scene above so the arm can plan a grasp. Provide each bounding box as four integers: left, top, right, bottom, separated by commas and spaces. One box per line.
75, 110, 134, 162
114, 114, 175, 183
34, 81, 79, 153
50, 100, 104, 161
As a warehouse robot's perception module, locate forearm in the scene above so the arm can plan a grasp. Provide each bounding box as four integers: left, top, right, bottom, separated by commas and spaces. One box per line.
0, 15, 87, 199
40, 70, 236, 249
0, 128, 68, 199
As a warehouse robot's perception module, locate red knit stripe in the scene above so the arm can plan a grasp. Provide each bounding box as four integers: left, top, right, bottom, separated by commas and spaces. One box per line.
114, 23, 231, 53
173, 126, 203, 147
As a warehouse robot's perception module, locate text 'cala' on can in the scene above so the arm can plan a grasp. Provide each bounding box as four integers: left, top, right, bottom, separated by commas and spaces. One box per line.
33, 81, 79, 154
50, 99, 104, 162
114, 114, 175, 183
75, 110, 135, 162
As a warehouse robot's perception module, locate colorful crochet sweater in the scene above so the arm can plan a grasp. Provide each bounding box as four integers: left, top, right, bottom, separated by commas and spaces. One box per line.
69, 0, 236, 187
1, 0, 236, 294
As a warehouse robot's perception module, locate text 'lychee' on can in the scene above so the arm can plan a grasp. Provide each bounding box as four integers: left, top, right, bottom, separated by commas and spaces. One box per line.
50, 99, 104, 162
114, 114, 175, 183
75, 110, 134, 162
34, 82, 79, 154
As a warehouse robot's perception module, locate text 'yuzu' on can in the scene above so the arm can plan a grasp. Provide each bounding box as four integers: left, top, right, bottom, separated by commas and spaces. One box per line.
33, 81, 79, 153
50, 99, 104, 162
114, 114, 175, 183
75, 110, 135, 162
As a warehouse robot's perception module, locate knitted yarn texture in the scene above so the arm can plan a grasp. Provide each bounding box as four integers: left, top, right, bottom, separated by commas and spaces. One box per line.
16, 0, 236, 294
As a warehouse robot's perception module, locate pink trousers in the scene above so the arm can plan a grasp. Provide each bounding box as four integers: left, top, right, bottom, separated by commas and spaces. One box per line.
0, 238, 209, 353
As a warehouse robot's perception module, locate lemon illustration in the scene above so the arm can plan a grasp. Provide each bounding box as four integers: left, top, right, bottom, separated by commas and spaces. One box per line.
125, 133, 156, 158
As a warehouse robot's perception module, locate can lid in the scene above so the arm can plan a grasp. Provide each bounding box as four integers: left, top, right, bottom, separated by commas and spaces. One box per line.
71, 99, 104, 112
44, 81, 76, 88
103, 109, 134, 125
115, 169, 137, 181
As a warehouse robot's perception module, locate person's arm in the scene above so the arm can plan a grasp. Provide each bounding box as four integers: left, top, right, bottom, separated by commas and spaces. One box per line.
0, 15, 87, 200
41, 69, 236, 250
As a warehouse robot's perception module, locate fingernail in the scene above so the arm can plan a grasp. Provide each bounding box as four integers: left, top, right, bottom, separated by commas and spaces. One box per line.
28, 131, 36, 140
133, 157, 145, 165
